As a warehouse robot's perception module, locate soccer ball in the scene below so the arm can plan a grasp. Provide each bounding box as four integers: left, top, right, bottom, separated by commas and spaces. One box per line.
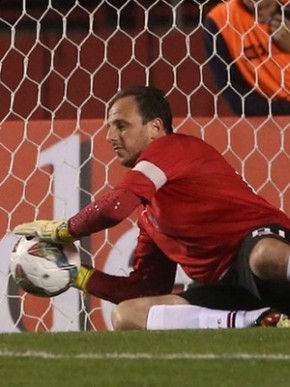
10, 236, 80, 297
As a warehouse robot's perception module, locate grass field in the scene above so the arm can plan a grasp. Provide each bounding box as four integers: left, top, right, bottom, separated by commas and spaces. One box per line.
1, 329, 290, 387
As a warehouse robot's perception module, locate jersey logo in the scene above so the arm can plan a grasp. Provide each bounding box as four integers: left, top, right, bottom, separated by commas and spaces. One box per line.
252, 227, 286, 239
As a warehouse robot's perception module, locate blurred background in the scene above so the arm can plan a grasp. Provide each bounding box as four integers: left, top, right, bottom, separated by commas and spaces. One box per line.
0, 0, 231, 123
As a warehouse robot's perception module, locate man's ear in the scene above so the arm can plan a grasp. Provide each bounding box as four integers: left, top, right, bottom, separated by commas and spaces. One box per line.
150, 117, 165, 139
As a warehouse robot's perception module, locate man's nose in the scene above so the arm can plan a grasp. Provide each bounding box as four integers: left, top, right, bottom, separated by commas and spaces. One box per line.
106, 126, 117, 142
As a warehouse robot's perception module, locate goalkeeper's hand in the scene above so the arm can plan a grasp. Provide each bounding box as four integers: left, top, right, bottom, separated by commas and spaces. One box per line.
13, 220, 74, 243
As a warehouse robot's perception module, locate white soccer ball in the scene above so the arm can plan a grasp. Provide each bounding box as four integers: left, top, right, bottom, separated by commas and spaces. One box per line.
10, 236, 80, 297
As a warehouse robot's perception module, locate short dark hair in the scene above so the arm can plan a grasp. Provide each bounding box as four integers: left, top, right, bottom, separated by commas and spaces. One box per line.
110, 86, 173, 134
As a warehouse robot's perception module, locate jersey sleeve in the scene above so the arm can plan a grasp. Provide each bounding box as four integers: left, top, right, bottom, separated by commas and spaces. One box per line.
68, 188, 141, 237
86, 227, 177, 304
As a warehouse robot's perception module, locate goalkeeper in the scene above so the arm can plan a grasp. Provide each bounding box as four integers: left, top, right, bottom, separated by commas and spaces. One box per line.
14, 86, 290, 330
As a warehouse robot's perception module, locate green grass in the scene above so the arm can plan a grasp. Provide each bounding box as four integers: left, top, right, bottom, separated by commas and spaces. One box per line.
1, 329, 290, 386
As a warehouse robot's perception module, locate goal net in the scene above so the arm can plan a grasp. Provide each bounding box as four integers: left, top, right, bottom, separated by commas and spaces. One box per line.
0, 0, 289, 332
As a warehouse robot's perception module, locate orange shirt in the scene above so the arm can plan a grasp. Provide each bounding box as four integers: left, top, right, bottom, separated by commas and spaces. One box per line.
207, 0, 290, 101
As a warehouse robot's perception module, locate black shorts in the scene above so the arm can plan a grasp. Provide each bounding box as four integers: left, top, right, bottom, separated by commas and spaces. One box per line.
179, 224, 290, 314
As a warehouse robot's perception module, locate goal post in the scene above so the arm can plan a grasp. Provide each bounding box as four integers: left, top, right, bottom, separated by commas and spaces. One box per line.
0, 0, 289, 332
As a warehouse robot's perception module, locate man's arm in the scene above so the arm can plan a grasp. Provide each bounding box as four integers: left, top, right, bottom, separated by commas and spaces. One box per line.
270, 13, 290, 53
68, 189, 141, 237
13, 188, 142, 242
84, 231, 177, 304
82, 228, 177, 304
86, 255, 177, 304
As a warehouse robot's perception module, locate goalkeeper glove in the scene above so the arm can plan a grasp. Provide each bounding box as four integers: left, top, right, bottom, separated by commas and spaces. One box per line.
13, 220, 74, 243
73, 265, 95, 291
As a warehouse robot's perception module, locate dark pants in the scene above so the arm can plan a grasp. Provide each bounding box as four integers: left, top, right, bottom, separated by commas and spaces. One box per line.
179, 225, 290, 314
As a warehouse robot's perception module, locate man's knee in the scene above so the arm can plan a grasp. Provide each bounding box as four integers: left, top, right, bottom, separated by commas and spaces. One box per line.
111, 299, 147, 331
111, 304, 122, 331
111, 294, 188, 330
249, 237, 290, 280
111, 301, 131, 331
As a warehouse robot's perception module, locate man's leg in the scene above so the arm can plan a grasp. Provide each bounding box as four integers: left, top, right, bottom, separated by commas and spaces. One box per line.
234, 226, 290, 315
111, 293, 287, 330
111, 294, 187, 330
249, 236, 290, 282
111, 275, 266, 330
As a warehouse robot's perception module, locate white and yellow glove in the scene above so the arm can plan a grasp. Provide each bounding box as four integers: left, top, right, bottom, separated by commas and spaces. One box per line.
13, 220, 74, 243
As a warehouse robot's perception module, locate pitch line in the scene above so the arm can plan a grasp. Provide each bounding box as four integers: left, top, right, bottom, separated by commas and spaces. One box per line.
1, 350, 290, 360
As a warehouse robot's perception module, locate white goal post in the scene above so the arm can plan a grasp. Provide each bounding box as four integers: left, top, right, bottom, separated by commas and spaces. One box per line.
0, 0, 289, 332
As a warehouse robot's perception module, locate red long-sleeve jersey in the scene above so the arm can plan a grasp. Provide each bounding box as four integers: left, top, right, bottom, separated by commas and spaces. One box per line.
69, 134, 290, 303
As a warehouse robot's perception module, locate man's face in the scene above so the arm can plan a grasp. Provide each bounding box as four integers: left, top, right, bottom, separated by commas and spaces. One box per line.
106, 96, 155, 168
242, 0, 277, 21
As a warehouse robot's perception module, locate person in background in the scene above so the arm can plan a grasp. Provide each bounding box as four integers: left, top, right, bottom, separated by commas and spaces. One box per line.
203, 0, 290, 116
13, 86, 290, 330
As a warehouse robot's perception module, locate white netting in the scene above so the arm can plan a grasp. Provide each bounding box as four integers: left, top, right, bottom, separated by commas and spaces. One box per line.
0, 0, 289, 332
